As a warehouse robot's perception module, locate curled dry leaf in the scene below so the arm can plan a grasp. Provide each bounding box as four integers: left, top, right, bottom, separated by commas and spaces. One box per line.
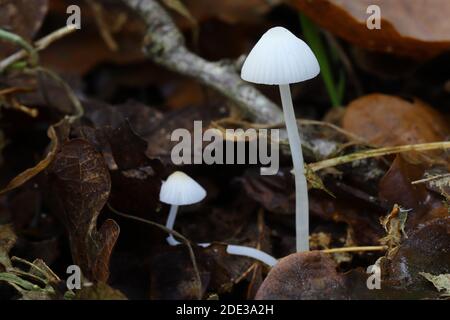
255, 251, 347, 300
379, 156, 448, 231
419, 273, 450, 296
0, 118, 70, 196
380, 204, 409, 252
342, 94, 449, 147
0, 0, 48, 57
383, 217, 450, 290
291, 0, 450, 59
47, 139, 119, 282
76, 120, 166, 219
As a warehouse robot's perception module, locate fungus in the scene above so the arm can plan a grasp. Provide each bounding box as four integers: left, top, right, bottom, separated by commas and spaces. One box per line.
160, 171, 278, 267
160, 171, 207, 246
241, 26, 320, 252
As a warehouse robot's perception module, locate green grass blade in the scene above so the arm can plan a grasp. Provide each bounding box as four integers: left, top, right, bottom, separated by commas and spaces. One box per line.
299, 14, 342, 107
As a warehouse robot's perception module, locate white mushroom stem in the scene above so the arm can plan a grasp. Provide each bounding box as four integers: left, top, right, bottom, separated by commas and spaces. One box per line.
226, 245, 278, 267
164, 207, 278, 267
165, 205, 179, 246
279, 84, 309, 252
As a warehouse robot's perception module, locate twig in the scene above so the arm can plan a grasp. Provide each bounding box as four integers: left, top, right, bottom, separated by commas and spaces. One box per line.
106, 203, 203, 300
0, 25, 76, 72
0, 87, 39, 117
411, 173, 450, 185
10, 257, 49, 280
0, 29, 38, 69
32, 67, 84, 123
10, 97, 38, 117
321, 246, 387, 254
309, 141, 450, 172
87, 0, 119, 51
212, 117, 367, 143
120, 0, 283, 124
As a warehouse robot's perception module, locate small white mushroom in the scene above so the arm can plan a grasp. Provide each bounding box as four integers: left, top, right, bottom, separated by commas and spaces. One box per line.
160, 171, 206, 245
160, 171, 278, 267
241, 26, 320, 252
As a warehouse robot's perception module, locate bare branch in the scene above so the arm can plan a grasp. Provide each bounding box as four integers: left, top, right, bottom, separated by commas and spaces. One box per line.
121, 0, 283, 124
0, 25, 76, 72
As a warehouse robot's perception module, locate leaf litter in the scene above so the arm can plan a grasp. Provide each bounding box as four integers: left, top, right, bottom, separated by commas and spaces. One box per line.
0, 0, 448, 300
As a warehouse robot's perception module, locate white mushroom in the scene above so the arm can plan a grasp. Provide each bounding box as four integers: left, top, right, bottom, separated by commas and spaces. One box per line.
241, 26, 320, 252
160, 171, 278, 267
160, 171, 207, 245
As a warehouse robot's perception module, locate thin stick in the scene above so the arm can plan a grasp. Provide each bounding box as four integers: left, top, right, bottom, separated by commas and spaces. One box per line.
10, 257, 49, 280
33, 67, 84, 122
321, 246, 387, 254
411, 173, 450, 185
310, 141, 450, 172
106, 203, 203, 300
0, 29, 38, 68
0, 25, 76, 72
120, 0, 283, 124
87, 0, 119, 51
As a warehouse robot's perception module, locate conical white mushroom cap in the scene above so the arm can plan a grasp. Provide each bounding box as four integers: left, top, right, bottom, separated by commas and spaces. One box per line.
160, 171, 207, 206
241, 26, 320, 85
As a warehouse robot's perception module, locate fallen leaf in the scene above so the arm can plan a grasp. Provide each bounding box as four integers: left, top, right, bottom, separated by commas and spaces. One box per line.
342, 94, 449, 147
384, 217, 450, 290
0, 0, 48, 58
380, 204, 409, 252
379, 156, 448, 231
0, 118, 70, 195
292, 0, 450, 59
419, 273, 450, 296
0, 258, 64, 300
47, 139, 119, 282
255, 251, 348, 299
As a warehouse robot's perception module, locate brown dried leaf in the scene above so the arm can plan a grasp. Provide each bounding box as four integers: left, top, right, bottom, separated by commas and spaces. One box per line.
255, 251, 348, 299
0, 118, 70, 195
379, 156, 448, 231
76, 121, 166, 219
384, 217, 450, 290
292, 0, 450, 59
419, 273, 450, 296
256, 218, 449, 300
380, 204, 409, 252
47, 139, 119, 282
342, 94, 449, 147
0, 0, 48, 58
